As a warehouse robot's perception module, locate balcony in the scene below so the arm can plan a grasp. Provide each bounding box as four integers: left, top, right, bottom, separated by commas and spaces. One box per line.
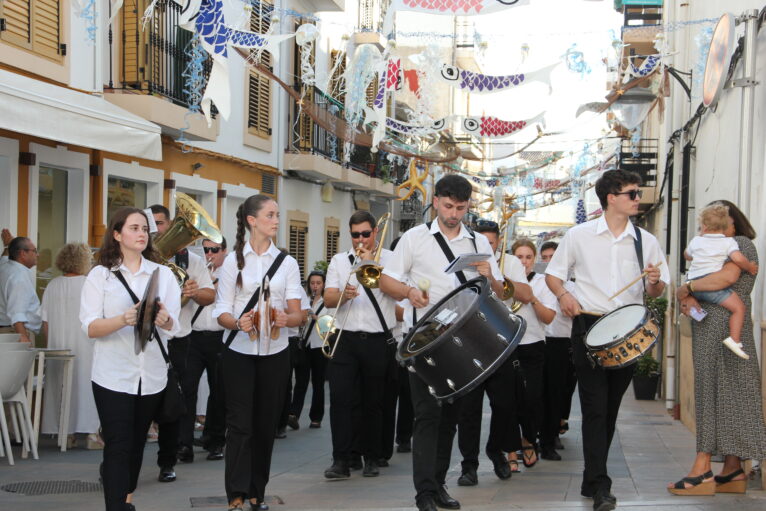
107, 0, 218, 141
285, 86, 402, 197
620, 1, 662, 52
352, 0, 388, 49
619, 138, 658, 212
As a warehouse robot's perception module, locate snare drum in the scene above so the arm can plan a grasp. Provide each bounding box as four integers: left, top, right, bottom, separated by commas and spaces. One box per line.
584, 304, 660, 369
397, 277, 526, 402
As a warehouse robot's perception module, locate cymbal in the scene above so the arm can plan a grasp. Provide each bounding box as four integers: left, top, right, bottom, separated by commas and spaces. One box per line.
135, 268, 161, 355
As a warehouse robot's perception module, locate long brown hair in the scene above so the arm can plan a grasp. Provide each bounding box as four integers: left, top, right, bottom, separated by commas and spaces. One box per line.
711, 200, 756, 240
97, 207, 160, 268
511, 238, 537, 256
234, 194, 275, 287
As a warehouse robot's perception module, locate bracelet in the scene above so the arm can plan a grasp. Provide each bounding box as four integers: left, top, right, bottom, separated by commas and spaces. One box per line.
530, 299, 539, 306
687, 281, 695, 294
557, 290, 569, 301
235, 318, 241, 331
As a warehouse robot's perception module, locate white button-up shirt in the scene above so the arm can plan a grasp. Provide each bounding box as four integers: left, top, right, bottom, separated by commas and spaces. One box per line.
516, 273, 557, 345
287, 288, 311, 338
191, 265, 224, 332
326, 248, 397, 333
383, 221, 503, 320
306, 298, 332, 349
175, 251, 214, 338
0, 259, 42, 332
546, 217, 670, 315
80, 259, 182, 395
545, 280, 576, 338
213, 242, 302, 356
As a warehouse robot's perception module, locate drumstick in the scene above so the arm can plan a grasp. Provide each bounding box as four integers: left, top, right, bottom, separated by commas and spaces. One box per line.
608, 261, 663, 301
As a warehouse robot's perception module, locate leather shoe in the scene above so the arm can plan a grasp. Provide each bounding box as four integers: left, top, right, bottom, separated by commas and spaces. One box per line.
593, 491, 616, 511
540, 447, 562, 461
377, 458, 389, 467
554, 436, 564, 450
348, 455, 363, 471
415, 496, 438, 511
287, 414, 300, 431
363, 459, 380, 477
309, 421, 321, 429
486, 450, 511, 480
206, 445, 224, 460
435, 484, 460, 509
250, 502, 269, 511
274, 427, 286, 439
324, 460, 350, 479
396, 441, 411, 453
457, 466, 478, 486
124, 504, 136, 511
177, 445, 194, 463
158, 466, 176, 482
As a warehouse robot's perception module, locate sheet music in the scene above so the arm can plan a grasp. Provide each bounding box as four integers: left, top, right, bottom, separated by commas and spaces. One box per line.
444, 253, 492, 274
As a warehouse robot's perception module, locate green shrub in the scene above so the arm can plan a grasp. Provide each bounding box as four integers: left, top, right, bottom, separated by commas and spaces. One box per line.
635, 353, 660, 376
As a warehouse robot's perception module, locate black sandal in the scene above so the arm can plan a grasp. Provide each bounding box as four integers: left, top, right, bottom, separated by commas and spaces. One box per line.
668, 470, 714, 496
714, 468, 747, 493
521, 446, 538, 468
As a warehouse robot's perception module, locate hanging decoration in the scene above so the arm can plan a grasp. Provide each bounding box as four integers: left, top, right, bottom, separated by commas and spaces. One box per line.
438, 62, 559, 94
74, 0, 97, 43
396, 160, 429, 204
295, 23, 319, 86
564, 44, 590, 76
177, 32, 208, 152
626, 54, 661, 79
575, 199, 587, 224
385, 113, 544, 139
383, 0, 530, 36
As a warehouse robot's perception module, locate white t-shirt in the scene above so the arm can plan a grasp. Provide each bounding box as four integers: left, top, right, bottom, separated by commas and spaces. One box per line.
686, 234, 739, 279
516, 272, 557, 345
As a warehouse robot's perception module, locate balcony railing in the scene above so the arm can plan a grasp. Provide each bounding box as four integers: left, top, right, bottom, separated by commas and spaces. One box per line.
620, 138, 658, 186
119, 0, 212, 109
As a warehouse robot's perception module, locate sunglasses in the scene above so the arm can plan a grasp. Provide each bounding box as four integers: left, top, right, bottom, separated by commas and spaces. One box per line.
613, 189, 643, 200
350, 230, 373, 239
476, 220, 498, 228
203, 246, 222, 254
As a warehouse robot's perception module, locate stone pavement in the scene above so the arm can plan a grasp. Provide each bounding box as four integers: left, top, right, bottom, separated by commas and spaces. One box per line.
1, 384, 764, 510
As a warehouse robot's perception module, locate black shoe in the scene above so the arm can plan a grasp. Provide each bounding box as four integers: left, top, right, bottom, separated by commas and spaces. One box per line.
540, 447, 562, 461
177, 445, 194, 463
250, 502, 269, 511
206, 445, 224, 460
324, 460, 350, 479
309, 421, 321, 429
396, 441, 412, 453
486, 450, 511, 480
593, 491, 616, 511
377, 458, 389, 467
193, 437, 205, 447
274, 427, 286, 439
348, 455, 363, 471
554, 436, 564, 450
124, 504, 136, 511
416, 496, 438, 511
435, 484, 460, 509
457, 466, 478, 486
287, 414, 300, 431
158, 466, 176, 482
363, 459, 380, 477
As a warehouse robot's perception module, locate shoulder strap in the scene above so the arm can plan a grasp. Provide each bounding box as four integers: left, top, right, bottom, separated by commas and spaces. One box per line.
301, 301, 324, 347
190, 278, 217, 328
633, 224, 646, 295
347, 252, 390, 333
223, 251, 288, 348
112, 270, 171, 365
430, 229, 468, 284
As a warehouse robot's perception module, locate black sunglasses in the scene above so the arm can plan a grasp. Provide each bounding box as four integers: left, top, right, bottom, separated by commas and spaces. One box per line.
476, 220, 498, 227
203, 246, 222, 254
613, 189, 643, 200
350, 230, 373, 239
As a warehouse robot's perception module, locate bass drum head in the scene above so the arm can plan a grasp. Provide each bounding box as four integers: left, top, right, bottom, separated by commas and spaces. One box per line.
399, 279, 484, 360
586, 304, 647, 348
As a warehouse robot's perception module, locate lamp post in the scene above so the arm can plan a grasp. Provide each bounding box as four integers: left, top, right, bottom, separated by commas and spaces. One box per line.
609, 87, 656, 131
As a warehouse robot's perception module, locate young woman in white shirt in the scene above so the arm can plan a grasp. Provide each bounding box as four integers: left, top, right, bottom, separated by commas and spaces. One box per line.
80, 207, 181, 511
512, 239, 556, 469
213, 194, 304, 511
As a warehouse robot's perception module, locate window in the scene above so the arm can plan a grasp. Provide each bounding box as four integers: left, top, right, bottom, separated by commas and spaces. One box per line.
0, 0, 63, 61
107, 177, 148, 224
289, 219, 308, 281
247, 0, 274, 139
325, 217, 340, 263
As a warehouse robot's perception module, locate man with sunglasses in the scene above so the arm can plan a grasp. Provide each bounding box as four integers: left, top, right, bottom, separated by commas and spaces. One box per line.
324, 210, 397, 480
545, 169, 669, 511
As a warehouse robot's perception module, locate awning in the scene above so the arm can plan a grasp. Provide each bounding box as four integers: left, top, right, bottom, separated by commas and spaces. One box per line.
0, 69, 162, 161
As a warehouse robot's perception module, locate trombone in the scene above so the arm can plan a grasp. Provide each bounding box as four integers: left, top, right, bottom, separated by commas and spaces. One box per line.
315, 212, 390, 358
498, 222, 523, 313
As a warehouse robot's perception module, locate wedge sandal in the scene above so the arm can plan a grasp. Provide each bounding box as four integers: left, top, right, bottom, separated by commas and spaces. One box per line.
668, 470, 715, 496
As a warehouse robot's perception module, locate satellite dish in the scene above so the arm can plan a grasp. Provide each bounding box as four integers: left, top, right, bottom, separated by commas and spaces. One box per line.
702, 13, 735, 108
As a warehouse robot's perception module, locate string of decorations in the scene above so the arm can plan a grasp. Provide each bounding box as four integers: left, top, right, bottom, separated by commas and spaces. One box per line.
177, 33, 208, 152
75, 0, 97, 43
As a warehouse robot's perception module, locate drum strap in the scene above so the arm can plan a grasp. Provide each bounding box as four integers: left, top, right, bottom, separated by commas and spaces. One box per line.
223, 251, 287, 348
426, 221, 477, 285
347, 253, 391, 338
633, 225, 646, 295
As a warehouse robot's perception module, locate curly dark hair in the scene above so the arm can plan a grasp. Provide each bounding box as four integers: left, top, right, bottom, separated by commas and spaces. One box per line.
594, 169, 642, 209
97, 207, 160, 268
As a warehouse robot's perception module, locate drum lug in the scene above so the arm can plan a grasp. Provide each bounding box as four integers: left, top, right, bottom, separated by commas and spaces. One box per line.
476, 311, 487, 322
446, 378, 456, 391
425, 357, 436, 366
496, 333, 508, 345
473, 359, 484, 371
642, 327, 653, 337
452, 336, 463, 347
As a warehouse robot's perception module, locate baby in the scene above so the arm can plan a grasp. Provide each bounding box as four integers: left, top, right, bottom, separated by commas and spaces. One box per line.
684, 203, 758, 360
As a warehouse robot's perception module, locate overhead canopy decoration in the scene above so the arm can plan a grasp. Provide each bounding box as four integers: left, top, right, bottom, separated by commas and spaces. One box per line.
383, 0, 531, 35
438, 62, 559, 94
385, 113, 544, 139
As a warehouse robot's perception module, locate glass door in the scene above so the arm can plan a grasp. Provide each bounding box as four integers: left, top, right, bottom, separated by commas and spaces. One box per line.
37, 167, 68, 297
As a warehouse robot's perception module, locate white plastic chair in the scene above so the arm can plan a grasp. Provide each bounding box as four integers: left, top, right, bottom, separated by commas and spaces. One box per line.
0, 342, 31, 353
0, 349, 38, 465
0, 333, 21, 342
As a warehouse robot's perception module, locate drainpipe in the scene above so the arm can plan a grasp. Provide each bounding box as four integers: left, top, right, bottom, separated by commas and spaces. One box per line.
735, 10, 759, 215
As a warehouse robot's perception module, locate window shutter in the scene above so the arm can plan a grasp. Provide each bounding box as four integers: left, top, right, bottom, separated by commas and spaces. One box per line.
121, 0, 144, 85
32, 0, 61, 60
1, 0, 32, 48
261, 173, 277, 196
289, 221, 308, 281
325, 227, 340, 262
247, 1, 273, 139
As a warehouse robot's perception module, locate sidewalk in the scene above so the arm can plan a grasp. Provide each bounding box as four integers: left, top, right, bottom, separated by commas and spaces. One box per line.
1, 384, 764, 510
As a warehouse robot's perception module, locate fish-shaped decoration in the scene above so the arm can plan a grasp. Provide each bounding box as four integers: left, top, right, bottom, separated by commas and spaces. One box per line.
383, 0, 530, 35
439, 61, 559, 94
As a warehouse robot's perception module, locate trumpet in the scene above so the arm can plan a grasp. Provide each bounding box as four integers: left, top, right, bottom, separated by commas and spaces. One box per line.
355, 212, 391, 289
498, 223, 522, 313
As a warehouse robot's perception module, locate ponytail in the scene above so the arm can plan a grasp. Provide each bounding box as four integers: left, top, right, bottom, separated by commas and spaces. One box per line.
235, 203, 246, 288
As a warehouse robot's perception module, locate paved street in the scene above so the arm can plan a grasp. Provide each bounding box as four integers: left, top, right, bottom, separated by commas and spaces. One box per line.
1, 385, 764, 510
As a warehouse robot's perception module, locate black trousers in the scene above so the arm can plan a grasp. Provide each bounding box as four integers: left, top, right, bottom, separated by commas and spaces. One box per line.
516, 341, 546, 446
222, 347, 290, 502
395, 366, 413, 446
381, 341, 399, 460
93, 382, 162, 511
562, 343, 578, 421
328, 331, 389, 461
178, 330, 226, 450
289, 345, 328, 423
458, 355, 520, 470
409, 372, 463, 501
279, 337, 304, 430
541, 336, 572, 448
571, 315, 635, 496
157, 335, 190, 468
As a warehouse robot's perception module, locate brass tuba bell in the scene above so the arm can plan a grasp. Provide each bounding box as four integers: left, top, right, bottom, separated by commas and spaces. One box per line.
498, 222, 523, 313
153, 192, 223, 306
355, 212, 391, 289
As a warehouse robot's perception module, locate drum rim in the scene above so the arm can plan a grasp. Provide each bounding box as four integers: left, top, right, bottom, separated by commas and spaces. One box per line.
397, 277, 488, 360
584, 303, 652, 351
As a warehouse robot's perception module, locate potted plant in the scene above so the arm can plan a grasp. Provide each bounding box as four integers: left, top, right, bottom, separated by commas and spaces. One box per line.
633, 353, 660, 400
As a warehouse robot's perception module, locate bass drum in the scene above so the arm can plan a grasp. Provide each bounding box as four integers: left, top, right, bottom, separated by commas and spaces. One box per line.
397, 277, 526, 402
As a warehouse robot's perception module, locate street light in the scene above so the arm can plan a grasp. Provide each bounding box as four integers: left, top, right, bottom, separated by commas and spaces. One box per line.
609, 87, 656, 131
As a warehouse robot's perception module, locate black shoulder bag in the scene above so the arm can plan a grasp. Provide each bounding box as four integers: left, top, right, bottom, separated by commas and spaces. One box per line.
112, 270, 186, 424
223, 251, 287, 348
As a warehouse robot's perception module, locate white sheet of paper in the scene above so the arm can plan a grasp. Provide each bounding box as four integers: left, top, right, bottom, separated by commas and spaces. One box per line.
444, 253, 492, 274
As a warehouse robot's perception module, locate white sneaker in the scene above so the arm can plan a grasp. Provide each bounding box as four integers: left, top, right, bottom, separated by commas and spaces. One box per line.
723, 337, 750, 360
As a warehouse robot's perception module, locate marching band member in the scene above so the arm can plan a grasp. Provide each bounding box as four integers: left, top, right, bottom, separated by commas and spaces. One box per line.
80, 207, 181, 511
278, 281, 310, 438
213, 194, 304, 511
149, 205, 215, 482
379, 175, 504, 511
545, 169, 669, 511
323, 210, 397, 479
